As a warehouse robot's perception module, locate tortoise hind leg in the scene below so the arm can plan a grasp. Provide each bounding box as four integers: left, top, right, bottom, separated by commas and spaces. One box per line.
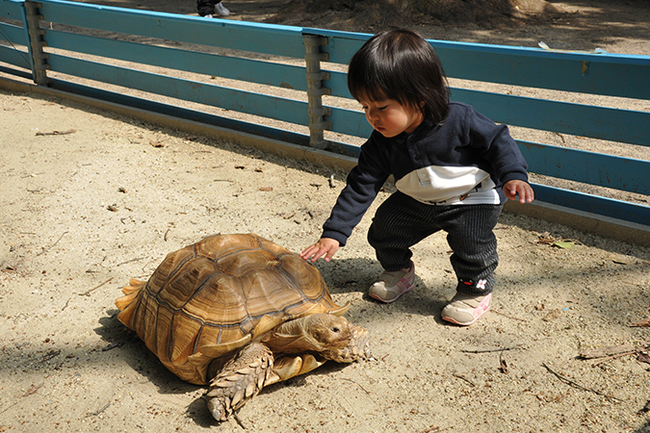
204, 342, 274, 421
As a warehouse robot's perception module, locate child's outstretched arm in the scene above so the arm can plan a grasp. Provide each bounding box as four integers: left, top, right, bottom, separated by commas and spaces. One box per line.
503, 180, 535, 204
300, 237, 340, 262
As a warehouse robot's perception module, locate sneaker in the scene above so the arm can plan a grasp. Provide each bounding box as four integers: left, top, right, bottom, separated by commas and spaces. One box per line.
441, 293, 491, 326
214, 2, 230, 16
204, 14, 213, 18
368, 262, 415, 303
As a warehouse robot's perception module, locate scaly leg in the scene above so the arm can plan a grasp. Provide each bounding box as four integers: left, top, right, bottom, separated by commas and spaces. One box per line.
204, 342, 273, 421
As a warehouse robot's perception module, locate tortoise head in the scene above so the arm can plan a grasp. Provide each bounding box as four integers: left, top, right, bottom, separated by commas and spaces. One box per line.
263, 313, 370, 362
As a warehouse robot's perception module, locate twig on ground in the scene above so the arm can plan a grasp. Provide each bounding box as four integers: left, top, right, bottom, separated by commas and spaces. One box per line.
631, 320, 650, 327
39, 350, 61, 364
419, 426, 452, 433
86, 402, 110, 417
0, 401, 19, 415
542, 363, 621, 402
37, 231, 68, 256
460, 346, 523, 354
102, 342, 123, 352
578, 344, 641, 359
578, 343, 650, 366
453, 373, 476, 387
61, 297, 72, 311
341, 377, 371, 395
491, 309, 527, 322
116, 257, 145, 266
591, 351, 638, 366
35, 129, 76, 136
79, 277, 113, 296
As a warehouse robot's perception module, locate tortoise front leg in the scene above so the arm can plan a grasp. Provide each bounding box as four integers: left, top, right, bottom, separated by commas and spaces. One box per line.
264, 353, 326, 386
204, 342, 274, 421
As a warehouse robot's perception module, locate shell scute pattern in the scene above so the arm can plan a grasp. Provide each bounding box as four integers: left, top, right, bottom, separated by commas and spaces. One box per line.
116, 233, 343, 384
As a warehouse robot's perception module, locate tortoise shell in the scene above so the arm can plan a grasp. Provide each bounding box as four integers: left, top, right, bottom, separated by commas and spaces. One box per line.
115, 233, 348, 385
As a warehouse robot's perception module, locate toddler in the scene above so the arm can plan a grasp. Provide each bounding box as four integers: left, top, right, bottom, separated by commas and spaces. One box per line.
301, 29, 534, 326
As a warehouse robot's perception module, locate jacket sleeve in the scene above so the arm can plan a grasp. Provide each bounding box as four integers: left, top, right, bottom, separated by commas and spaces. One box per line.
321, 140, 390, 246
468, 108, 529, 186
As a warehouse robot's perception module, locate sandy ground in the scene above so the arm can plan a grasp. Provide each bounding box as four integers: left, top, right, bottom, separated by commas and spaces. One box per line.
1, 0, 650, 432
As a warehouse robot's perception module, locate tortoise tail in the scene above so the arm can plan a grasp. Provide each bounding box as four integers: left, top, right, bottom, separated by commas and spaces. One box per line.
115, 279, 146, 312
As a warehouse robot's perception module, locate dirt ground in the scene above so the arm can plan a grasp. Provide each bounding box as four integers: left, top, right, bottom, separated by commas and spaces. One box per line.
1, 0, 650, 432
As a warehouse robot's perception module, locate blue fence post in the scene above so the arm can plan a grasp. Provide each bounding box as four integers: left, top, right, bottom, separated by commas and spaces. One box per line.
23, 0, 50, 85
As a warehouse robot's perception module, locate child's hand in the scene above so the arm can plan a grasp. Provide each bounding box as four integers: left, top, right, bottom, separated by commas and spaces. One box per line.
503, 180, 535, 204
300, 238, 340, 262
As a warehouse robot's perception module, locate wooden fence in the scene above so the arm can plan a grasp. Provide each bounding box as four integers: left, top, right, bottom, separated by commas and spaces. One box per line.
1, 0, 648, 243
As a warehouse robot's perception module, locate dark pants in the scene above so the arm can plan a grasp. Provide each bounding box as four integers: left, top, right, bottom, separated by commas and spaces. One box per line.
197, 0, 222, 16
367, 191, 503, 295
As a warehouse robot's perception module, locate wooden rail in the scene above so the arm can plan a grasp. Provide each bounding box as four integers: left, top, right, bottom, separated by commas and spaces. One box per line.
1, 0, 648, 242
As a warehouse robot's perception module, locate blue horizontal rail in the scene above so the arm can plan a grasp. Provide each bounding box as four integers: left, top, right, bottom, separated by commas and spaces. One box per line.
0, 0, 25, 20
533, 183, 649, 226
0, 20, 27, 45
44, 29, 308, 91
0, 0, 647, 233
51, 78, 312, 145
0, 43, 30, 68
316, 28, 650, 100
47, 53, 311, 126
450, 88, 650, 148
517, 141, 649, 195
323, 54, 650, 149
38, 0, 306, 58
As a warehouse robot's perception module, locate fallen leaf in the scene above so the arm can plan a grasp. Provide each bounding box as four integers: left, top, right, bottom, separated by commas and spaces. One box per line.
631, 320, 650, 327
553, 241, 575, 249
499, 358, 508, 374
259, 187, 273, 192
638, 353, 650, 365
149, 140, 164, 147
23, 383, 43, 397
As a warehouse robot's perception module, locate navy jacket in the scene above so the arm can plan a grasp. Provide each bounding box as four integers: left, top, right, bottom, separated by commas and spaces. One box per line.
321, 102, 529, 246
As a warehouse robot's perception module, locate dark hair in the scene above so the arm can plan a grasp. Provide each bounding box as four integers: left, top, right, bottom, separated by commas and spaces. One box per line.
348, 29, 450, 124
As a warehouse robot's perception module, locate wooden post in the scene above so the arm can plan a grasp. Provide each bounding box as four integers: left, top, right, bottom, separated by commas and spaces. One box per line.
24, 1, 51, 86
304, 34, 331, 149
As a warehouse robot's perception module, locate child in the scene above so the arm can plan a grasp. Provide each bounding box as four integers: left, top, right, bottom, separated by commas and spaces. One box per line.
300, 29, 534, 326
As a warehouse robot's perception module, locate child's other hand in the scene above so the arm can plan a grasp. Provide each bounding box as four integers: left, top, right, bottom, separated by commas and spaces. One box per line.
504, 180, 535, 203
300, 238, 340, 262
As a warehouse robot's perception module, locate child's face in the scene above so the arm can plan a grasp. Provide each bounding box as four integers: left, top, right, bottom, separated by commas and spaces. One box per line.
359, 98, 423, 138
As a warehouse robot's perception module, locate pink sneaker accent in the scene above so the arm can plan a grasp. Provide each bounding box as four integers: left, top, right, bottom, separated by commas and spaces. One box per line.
368, 262, 415, 303
441, 293, 492, 326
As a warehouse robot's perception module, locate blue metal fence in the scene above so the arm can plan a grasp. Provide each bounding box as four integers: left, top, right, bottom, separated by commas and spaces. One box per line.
1, 0, 648, 230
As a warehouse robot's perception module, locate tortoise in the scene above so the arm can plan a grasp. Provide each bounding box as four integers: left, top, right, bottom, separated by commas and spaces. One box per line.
115, 233, 369, 421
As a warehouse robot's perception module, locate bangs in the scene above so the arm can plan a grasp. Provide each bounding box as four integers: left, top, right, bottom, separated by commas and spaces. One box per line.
347, 29, 450, 123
